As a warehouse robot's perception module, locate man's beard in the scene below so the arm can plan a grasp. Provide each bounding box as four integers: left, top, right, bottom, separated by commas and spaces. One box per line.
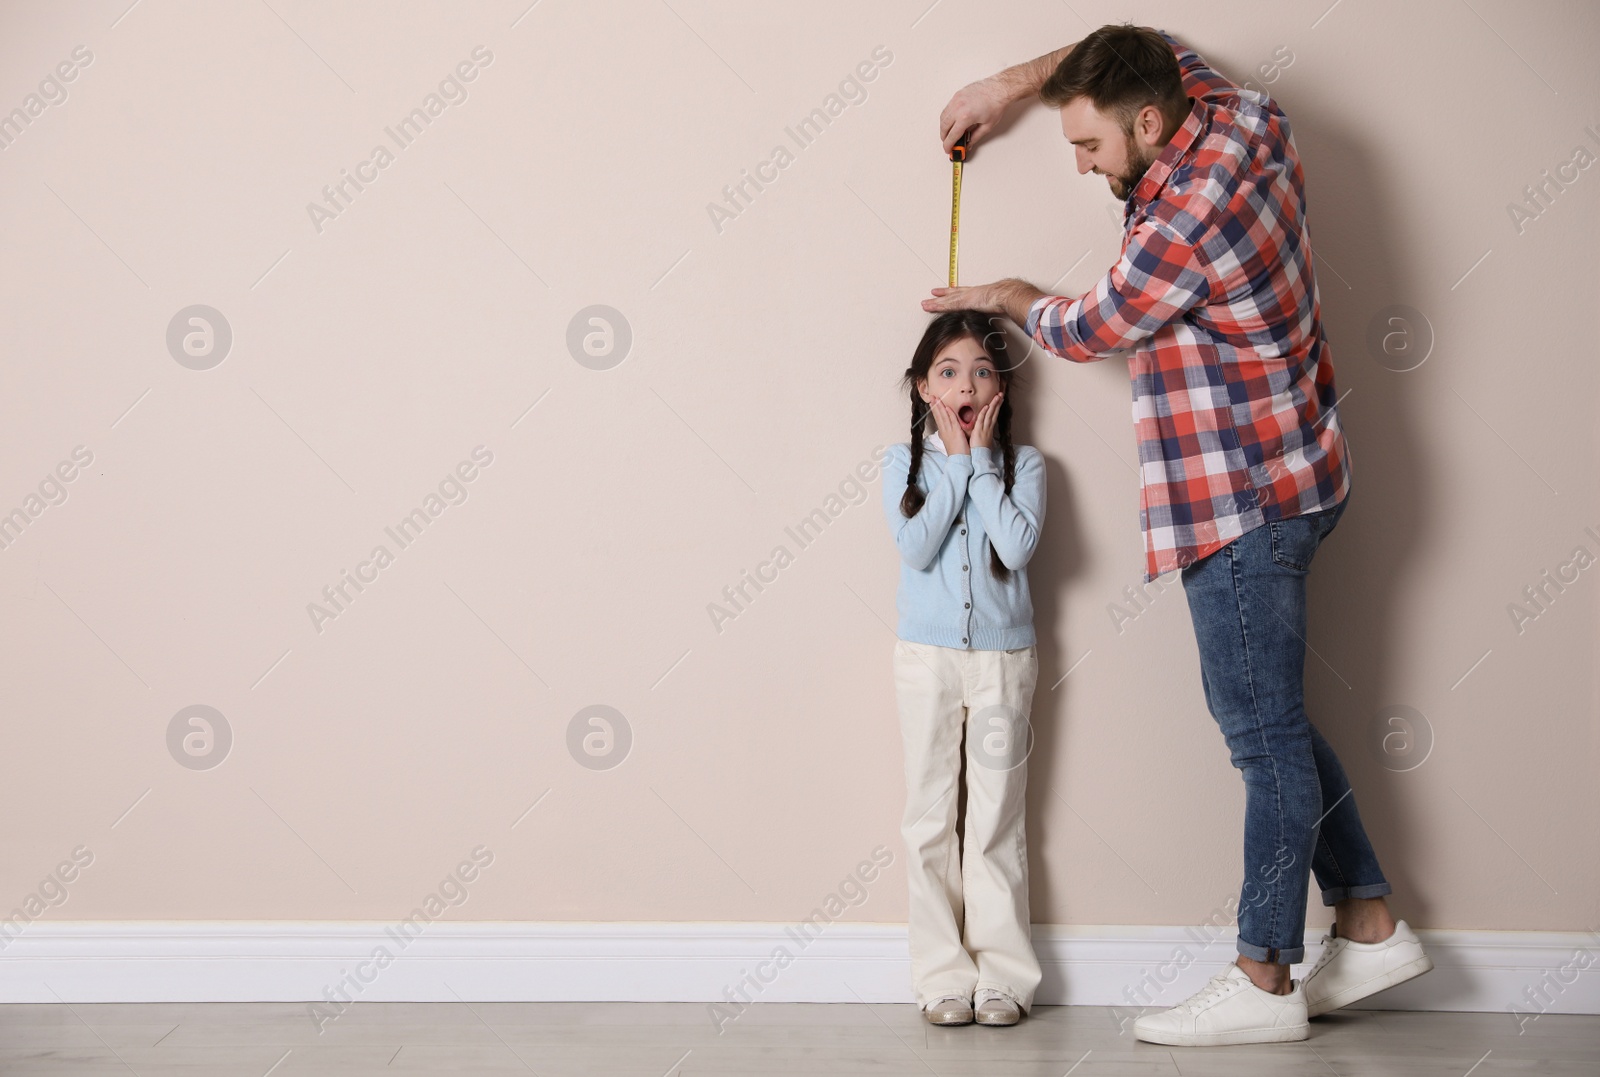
1105, 137, 1160, 200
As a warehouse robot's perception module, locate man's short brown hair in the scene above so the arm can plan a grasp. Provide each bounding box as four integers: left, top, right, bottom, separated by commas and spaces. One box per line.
1040, 23, 1189, 134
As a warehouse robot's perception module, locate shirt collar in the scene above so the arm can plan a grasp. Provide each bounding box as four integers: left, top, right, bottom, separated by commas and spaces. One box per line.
923, 432, 947, 455
1130, 94, 1207, 211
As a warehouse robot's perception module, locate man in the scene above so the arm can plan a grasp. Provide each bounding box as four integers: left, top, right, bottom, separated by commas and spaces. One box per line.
923, 24, 1433, 1047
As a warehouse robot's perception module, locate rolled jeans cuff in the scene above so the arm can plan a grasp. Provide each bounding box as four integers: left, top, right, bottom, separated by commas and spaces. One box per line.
1235, 937, 1305, 965
1319, 881, 1393, 907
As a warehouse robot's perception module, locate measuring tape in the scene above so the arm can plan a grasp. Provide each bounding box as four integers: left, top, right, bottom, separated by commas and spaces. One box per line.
948, 132, 969, 287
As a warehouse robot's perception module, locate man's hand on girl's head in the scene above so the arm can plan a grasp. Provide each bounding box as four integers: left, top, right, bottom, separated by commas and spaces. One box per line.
922, 284, 995, 314
923, 279, 1051, 328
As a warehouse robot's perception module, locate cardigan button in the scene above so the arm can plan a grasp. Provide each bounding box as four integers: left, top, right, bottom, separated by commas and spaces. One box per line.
964, 602, 970, 608
961, 637, 968, 644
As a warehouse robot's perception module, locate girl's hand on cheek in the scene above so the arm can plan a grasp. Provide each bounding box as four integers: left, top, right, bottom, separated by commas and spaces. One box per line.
929, 397, 970, 455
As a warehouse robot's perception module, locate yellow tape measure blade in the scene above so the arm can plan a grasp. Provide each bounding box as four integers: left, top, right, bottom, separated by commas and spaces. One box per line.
948, 159, 962, 287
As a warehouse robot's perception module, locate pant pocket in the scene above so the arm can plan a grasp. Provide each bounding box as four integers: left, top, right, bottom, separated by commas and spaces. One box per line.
1268, 515, 1324, 572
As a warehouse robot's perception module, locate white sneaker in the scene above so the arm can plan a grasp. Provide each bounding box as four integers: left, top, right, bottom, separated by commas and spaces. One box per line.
923, 994, 973, 1026
1132, 964, 1308, 1046
973, 988, 1022, 1026
1303, 919, 1434, 1017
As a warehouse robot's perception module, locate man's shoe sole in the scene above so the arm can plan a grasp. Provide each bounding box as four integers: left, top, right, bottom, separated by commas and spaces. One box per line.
1307, 953, 1434, 1018
1133, 1022, 1309, 1046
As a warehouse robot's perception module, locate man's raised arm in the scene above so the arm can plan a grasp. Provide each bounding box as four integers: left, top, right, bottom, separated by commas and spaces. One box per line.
939, 42, 1077, 154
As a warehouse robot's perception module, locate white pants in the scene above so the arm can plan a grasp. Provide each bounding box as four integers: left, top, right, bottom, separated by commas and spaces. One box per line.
892, 638, 1042, 1011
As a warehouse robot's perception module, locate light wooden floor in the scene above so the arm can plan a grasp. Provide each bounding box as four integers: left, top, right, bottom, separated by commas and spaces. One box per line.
1, 1001, 1594, 1075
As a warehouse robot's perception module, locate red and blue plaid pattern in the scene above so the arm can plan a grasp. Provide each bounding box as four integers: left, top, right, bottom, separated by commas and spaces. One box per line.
1024, 28, 1351, 581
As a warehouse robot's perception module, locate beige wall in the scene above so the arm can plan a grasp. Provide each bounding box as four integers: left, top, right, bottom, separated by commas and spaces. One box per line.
1, 0, 1594, 938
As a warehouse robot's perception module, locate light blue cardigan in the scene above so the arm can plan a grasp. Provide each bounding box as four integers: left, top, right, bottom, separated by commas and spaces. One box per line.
881, 433, 1046, 649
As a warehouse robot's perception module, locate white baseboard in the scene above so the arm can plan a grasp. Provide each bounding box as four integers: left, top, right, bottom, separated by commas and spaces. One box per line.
2, 921, 1595, 1021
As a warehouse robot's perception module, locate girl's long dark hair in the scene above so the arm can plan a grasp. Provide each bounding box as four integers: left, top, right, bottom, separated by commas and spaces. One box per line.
897, 310, 1023, 582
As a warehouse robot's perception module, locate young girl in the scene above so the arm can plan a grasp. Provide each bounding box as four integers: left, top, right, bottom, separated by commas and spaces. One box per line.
881, 310, 1047, 1027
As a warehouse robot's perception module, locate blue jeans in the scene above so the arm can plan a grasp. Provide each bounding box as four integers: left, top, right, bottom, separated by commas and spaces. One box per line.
1180, 494, 1391, 965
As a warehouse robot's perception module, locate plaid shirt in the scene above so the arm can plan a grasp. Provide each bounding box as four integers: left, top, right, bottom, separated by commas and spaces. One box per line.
1024, 28, 1351, 581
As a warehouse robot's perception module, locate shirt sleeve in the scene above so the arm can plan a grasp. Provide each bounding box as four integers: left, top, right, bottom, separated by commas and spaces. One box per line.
1152, 27, 1243, 103
881, 443, 973, 571
1023, 219, 1211, 361
965, 446, 1045, 569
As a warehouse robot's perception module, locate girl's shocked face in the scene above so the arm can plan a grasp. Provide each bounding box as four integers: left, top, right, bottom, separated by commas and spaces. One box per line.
917, 334, 1000, 435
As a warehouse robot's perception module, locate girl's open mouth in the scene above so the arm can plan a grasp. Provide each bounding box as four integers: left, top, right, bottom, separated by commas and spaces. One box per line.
958, 405, 976, 427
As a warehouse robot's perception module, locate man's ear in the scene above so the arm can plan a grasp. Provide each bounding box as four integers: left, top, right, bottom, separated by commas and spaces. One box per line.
1136, 104, 1164, 146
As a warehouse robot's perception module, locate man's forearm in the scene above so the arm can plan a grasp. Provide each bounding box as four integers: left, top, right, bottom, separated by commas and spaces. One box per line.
988, 43, 1077, 103
994, 278, 1049, 329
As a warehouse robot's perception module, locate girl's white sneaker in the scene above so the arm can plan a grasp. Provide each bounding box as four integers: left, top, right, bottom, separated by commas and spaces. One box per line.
1303, 919, 1434, 1017
973, 988, 1022, 1026
1132, 964, 1309, 1046
923, 995, 973, 1026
